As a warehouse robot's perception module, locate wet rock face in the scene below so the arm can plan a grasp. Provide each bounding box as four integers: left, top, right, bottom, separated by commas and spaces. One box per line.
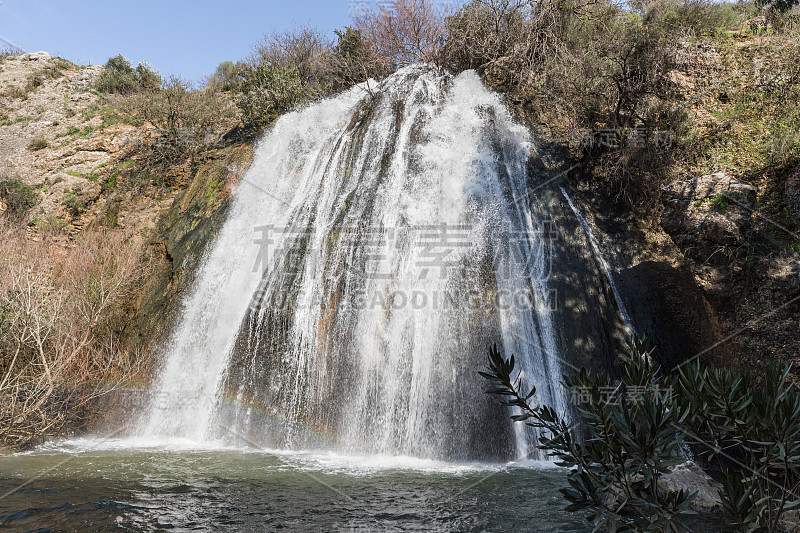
660, 172, 756, 262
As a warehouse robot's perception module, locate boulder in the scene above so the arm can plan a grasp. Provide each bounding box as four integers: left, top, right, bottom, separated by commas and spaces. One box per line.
660, 172, 756, 261
658, 461, 723, 512
19, 51, 51, 62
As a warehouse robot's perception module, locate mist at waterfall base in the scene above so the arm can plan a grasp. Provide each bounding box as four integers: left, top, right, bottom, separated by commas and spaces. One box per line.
0, 67, 593, 531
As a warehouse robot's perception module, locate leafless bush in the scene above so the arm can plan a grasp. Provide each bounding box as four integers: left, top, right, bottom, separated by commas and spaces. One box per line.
355, 0, 446, 67
122, 76, 237, 168
0, 221, 149, 449
0, 45, 22, 59
250, 27, 335, 98
441, 0, 534, 72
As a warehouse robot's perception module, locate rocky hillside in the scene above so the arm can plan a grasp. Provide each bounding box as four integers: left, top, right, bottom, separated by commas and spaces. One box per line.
0, 51, 250, 344
552, 28, 800, 373
656, 30, 799, 370
0, 52, 251, 449
0, 52, 154, 232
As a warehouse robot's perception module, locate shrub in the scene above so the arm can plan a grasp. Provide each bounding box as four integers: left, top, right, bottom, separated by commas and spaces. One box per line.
0, 178, 38, 219
0, 222, 148, 449
236, 63, 305, 132
355, 0, 445, 67
482, 338, 695, 532
766, 127, 800, 165
759, 0, 800, 13
94, 54, 161, 95
438, 0, 695, 205
709, 194, 731, 213
247, 27, 342, 100
678, 363, 800, 533
205, 61, 247, 92
331, 26, 388, 88
0, 45, 21, 60
123, 76, 237, 167
27, 137, 49, 151
644, 0, 745, 35
440, 0, 532, 72
61, 190, 88, 215
481, 337, 800, 533
233, 26, 388, 133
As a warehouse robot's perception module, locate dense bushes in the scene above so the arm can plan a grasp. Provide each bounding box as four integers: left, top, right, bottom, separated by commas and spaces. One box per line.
123, 76, 237, 168
482, 338, 800, 532
206, 60, 247, 92
234, 26, 383, 132
0, 178, 37, 220
436, 0, 694, 202
355, 0, 444, 67
236, 64, 304, 132
334, 0, 795, 204
94, 54, 161, 95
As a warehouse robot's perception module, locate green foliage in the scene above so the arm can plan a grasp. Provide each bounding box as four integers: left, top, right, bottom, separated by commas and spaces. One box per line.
122, 76, 236, 169
440, 0, 698, 204
0, 178, 38, 219
236, 63, 304, 132
709, 194, 731, 213
61, 190, 88, 215
678, 362, 800, 533
482, 338, 800, 532
766, 127, 800, 165
645, 0, 745, 36
230, 26, 385, 134
333, 27, 384, 87
482, 338, 694, 532
206, 61, 247, 92
25, 66, 63, 92
27, 137, 49, 151
32, 215, 67, 230
94, 54, 161, 95
759, 0, 800, 13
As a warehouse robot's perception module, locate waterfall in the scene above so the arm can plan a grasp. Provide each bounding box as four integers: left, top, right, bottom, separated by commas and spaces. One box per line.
138, 66, 566, 461
559, 186, 633, 332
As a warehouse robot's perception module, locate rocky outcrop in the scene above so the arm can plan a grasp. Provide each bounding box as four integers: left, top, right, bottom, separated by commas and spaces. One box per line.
0, 51, 147, 232
131, 144, 253, 353
18, 51, 52, 62
560, 186, 722, 371
660, 172, 756, 263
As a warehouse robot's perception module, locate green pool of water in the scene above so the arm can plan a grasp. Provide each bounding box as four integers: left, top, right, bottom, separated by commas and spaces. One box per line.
0, 438, 591, 532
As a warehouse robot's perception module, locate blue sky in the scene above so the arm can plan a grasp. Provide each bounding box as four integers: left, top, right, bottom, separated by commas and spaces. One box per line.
0, 0, 369, 84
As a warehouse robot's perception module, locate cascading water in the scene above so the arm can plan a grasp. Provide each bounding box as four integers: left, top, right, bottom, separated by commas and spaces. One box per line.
139, 66, 567, 461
